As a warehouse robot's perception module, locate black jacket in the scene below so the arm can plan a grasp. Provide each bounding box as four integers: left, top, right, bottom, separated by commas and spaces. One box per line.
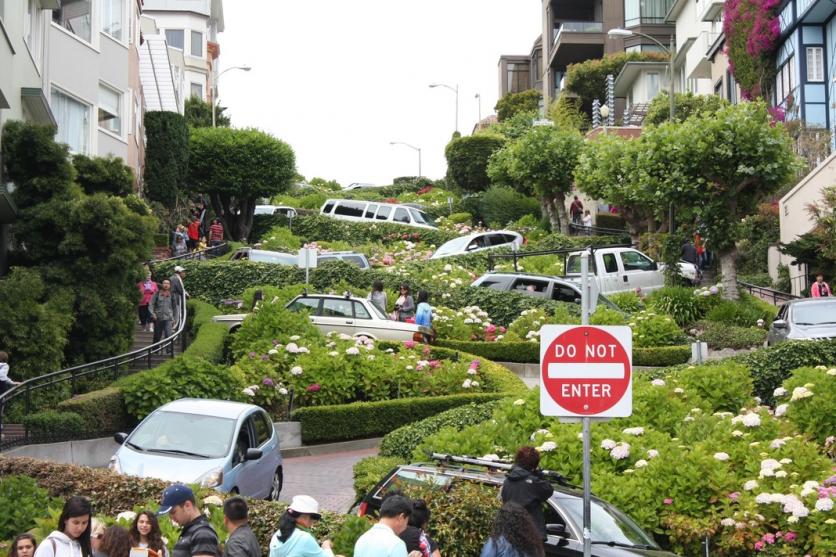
500, 465, 555, 538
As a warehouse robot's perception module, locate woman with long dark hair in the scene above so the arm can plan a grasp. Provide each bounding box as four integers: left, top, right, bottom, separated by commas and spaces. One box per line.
33, 496, 93, 557
8, 534, 36, 557
268, 495, 334, 557
129, 512, 168, 557
480, 502, 545, 557
96, 527, 131, 557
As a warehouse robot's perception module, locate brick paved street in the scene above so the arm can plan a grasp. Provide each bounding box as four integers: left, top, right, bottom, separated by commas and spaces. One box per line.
279, 447, 379, 513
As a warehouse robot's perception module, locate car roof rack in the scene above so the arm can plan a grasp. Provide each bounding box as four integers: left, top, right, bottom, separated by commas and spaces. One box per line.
429, 452, 574, 487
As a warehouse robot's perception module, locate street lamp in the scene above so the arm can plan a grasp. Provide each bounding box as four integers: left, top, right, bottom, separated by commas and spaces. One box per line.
429, 83, 459, 133
475, 93, 482, 125
608, 28, 676, 233
212, 65, 252, 127
389, 141, 422, 177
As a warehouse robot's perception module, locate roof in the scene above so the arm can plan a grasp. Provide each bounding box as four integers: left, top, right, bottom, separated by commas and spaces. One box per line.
159, 398, 256, 420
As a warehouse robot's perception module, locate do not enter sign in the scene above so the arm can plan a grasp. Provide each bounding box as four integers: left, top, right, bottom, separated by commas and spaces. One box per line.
540, 325, 632, 417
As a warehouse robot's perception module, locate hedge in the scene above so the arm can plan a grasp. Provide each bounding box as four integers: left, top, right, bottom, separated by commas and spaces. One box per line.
694, 320, 767, 350
0, 457, 345, 554
435, 339, 691, 367
353, 456, 403, 500
378, 401, 499, 460
291, 392, 510, 443
56, 387, 131, 434
21, 410, 86, 438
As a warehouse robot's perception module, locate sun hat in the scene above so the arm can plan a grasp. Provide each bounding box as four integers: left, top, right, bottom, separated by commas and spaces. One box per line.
157, 484, 194, 515
288, 495, 321, 520
174, 265, 185, 273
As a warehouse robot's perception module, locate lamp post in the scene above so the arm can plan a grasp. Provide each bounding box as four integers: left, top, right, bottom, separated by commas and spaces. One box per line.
608, 28, 676, 233
429, 82, 459, 133
475, 92, 482, 125
389, 141, 422, 177
212, 65, 252, 127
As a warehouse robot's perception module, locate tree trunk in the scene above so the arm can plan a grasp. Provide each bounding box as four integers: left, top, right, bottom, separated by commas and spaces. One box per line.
543, 198, 560, 232
555, 192, 570, 235
719, 247, 740, 300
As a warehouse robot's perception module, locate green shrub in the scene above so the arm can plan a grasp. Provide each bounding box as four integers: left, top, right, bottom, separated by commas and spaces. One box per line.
352, 456, 403, 500
633, 345, 691, 367
706, 294, 777, 328
118, 356, 245, 420
738, 273, 773, 287
629, 311, 686, 348
607, 292, 644, 313
257, 214, 455, 246
779, 366, 836, 444
56, 387, 131, 433
0, 475, 56, 540
673, 363, 754, 413
259, 226, 303, 251
436, 339, 538, 363
590, 306, 627, 325
331, 515, 373, 557
502, 306, 578, 342
291, 392, 509, 443
446, 212, 472, 224
420, 345, 526, 393
241, 284, 308, 311
478, 185, 540, 227
737, 339, 836, 404
379, 401, 498, 460
21, 411, 86, 438
693, 321, 767, 350
647, 286, 704, 326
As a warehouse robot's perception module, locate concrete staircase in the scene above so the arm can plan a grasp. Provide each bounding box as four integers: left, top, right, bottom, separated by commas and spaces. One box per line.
128, 322, 183, 372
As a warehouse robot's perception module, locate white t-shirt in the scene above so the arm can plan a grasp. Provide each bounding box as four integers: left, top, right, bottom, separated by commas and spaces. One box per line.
353, 524, 407, 557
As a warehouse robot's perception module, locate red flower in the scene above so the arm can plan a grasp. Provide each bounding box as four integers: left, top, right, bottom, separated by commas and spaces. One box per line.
306, 384, 321, 392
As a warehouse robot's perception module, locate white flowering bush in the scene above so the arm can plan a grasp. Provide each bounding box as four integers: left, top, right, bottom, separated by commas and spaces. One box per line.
778, 366, 836, 444
501, 307, 579, 342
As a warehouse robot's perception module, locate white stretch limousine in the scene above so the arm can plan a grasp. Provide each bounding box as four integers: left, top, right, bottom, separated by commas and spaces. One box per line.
320, 199, 437, 229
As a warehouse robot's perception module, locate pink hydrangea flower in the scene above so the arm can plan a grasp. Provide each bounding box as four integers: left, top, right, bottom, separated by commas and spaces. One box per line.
663, 498, 673, 505
783, 532, 797, 542
403, 340, 416, 349
306, 384, 321, 393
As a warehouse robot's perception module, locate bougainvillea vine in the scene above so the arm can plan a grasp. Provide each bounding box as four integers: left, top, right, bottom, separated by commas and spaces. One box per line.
723, 0, 781, 99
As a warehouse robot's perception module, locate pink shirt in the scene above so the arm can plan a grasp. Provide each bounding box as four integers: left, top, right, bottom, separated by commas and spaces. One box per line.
811, 281, 831, 297
138, 280, 158, 306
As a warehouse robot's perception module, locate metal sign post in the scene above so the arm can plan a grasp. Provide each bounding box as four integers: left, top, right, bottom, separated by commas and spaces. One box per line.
581, 249, 591, 557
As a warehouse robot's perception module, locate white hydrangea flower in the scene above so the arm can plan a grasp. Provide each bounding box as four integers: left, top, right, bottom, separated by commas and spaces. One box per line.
513, 399, 526, 406
754, 493, 772, 504
538, 441, 557, 452
339, 333, 353, 341
268, 349, 278, 355
779, 458, 792, 464
815, 498, 833, 512
462, 379, 473, 388
761, 459, 782, 471
775, 470, 788, 478
278, 387, 288, 395
471, 381, 480, 387
480, 454, 500, 461
720, 518, 736, 527
742, 413, 761, 427
646, 449, 659, 459
345, 346, 360, 355
623, 427, 644, 436
285, 343, 300, 353
328, 351, 338, 357
827, 368, 836, 376
775, 404, 789, 417
673, 387, 684, 394
242, 387, 256, 397
773, 387, 787, 397
790, 387, 813, 401
290, 366, 303, 376
787, 515, 800, 524
651, 379, 666, 387
783, 495, 810, 517
610, 443, 630, 460
117, 511, 137, 522
202, 495, 223, 506
634, 459, 648, 468
530, 429, 552, 441
714, 452, 730, 461
289, 335, 301, 341
601, 439, 617, 450
770, 438, 787, 449
731, 430, 744, 437
743, 480, 759, 491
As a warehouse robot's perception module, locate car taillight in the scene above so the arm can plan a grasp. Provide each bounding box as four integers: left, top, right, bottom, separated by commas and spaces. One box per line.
357, 501, 368, 517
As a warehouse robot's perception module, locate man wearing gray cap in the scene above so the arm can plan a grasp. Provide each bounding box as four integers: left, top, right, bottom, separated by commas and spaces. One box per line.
158, 484, 219, 557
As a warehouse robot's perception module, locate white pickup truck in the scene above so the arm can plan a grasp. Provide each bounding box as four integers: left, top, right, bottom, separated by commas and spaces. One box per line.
564, 247, 699, 295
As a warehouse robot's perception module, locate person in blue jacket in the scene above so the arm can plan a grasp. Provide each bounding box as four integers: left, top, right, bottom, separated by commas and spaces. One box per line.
480, 503, 544, 557
414, 291, 432, 328
269, 496, 335, 557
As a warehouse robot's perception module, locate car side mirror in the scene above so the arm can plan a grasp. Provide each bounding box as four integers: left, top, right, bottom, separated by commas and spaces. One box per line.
772, 319, 788, 329
650, 261, 658, 271
546, 523, 568, 537
114, 432, 128, 445
244, 448, 263, 461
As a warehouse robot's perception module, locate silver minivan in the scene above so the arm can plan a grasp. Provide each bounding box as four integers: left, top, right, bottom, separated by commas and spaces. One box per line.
320, 199, 437, 229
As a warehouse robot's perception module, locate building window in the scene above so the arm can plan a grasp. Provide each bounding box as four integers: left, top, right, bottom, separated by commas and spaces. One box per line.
51, 88, 90, 154
714, 78, 723, 99
646, 72, 660, 99
98, 84, 121, 135
506, 62, 530, 94
624, 0, 674, 27
53, 0, 92, 43
806, 47, 824, 82
165, 29, 184, 50
190, 82, 203, 99
101, 0, 123, 41
134, 93, 141, 140
775, 55, 795, 106
191, 30, 203, 57
24, 0, 43, 65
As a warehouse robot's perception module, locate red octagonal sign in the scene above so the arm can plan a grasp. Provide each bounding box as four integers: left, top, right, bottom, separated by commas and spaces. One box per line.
540, 325, 632, 417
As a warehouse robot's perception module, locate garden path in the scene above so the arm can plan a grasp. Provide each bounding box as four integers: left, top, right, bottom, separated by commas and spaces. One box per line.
279, 447, 378, 512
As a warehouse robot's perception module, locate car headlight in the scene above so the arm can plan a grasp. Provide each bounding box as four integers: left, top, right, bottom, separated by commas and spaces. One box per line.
199, 467, 224, 488
108, 456, 121, 474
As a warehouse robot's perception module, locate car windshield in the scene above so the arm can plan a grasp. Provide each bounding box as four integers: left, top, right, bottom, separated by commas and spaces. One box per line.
565, 255, 597, 274
254, 206, 274, 215
250, 252, 297, 265
127, 411, 236, 459
792, 300, 836, 325
434, 236, 471, 256
560, 497, 658, 548
410, 208, 436, 226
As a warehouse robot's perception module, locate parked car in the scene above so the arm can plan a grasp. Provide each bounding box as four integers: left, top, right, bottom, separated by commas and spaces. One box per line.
471, 271, 616, 313
109, 399, 283, 500
355, 453, 679, 556
342, 182, 380, 191
767, 298, 836, 345
430, 231, 524, 260
212, 293, 434, 342
230, 248, 370, 270
254, 205, 297, 218
320, 199, 437, 229
564, 248, 666, 295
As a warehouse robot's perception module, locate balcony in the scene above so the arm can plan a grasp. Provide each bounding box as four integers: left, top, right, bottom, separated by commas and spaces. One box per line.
700, 0, 725, 22
685, 31, 719, 80
549, 21, 605, 69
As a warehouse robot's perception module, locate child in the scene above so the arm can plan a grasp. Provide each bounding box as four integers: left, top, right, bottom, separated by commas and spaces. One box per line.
0, 351, 21, 395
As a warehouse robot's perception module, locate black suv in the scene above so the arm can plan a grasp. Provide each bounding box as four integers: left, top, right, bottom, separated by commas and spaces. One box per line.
355, 454, 680, 557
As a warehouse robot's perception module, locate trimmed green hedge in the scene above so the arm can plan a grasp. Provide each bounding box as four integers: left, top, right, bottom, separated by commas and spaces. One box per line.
737, 339, 836, 404
21, 410, 86, 438
291, 392, 510, 443
353, 456, 403, 500
695, 320, 767, 350
435, 339, 691, 367
251, 214, 456, 245
56, 387, 131, 433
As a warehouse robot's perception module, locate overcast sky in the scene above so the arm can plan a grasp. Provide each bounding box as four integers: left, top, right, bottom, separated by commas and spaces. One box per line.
219, 1, 540, 187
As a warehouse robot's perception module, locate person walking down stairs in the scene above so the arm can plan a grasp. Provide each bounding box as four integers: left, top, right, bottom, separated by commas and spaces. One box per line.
149, 279, 176, 355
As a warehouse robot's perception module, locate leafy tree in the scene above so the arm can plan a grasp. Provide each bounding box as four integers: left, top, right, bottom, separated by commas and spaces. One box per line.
495, 89, 542, 122
444, 133, 506, 193
143, 111, 190, 205
489, 110, 536, 140
184, 96, 230, 128
479, 185, 540, 228
187, 127, 296, 240
644, 91, 729, 127
564, 51, 668, 111
487, 125, 583, 233
72, 154, 134, 196
547, 96, 589, 131
308, 177, 342, 191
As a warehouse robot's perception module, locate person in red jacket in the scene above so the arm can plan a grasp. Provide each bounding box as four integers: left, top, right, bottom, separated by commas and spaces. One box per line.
187, 217, 201, 252
811, 274, 831, 297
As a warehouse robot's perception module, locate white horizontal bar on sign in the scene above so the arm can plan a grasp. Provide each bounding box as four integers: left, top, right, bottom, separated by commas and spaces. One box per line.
547, 363, 625, 379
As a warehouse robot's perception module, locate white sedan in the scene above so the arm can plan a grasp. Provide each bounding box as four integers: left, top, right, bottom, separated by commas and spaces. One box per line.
430, 231, 524, 260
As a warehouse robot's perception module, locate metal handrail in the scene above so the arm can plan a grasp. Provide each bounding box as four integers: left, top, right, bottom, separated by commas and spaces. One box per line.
155, 241, 230, 263
737, 280, 801, 305
568, 223, 631, 237
0, 292, 188, 450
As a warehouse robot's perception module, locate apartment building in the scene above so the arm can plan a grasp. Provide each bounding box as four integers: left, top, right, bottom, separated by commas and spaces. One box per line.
142, 0, 223, 104
498, 37, 543, 97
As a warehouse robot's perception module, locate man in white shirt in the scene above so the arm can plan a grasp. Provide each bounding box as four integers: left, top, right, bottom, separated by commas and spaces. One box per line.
354, 495, 416, 557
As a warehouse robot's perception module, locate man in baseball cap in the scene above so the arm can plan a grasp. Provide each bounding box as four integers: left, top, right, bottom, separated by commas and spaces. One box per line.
159, 484, 219, 557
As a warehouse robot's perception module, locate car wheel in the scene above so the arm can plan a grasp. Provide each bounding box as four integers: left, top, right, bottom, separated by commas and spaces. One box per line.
268, 467, 283, 501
